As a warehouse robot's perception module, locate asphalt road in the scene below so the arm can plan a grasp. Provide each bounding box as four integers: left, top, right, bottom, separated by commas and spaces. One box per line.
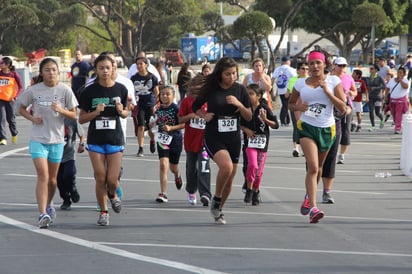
1, 113, 412, 274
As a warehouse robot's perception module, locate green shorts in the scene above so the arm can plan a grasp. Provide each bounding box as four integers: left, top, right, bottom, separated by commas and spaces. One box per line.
297, 120, 336, 152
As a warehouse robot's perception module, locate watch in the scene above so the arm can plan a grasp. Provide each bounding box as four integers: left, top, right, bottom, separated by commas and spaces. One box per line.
79, 142, 85, 146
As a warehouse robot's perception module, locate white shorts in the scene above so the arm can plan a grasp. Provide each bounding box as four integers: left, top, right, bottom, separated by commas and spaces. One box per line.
353, 101, 363, 113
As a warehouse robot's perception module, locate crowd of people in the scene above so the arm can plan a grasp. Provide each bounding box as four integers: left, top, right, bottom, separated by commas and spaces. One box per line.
1, 49, 412, 228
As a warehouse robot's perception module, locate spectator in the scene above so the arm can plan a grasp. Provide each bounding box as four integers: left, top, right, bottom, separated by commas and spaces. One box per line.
70, 50, 92, 100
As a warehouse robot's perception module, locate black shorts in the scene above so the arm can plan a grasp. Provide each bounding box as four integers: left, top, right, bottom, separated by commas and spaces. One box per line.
133, 105, 153, 133
157, 135, 183, 165
204, 133, 241, 163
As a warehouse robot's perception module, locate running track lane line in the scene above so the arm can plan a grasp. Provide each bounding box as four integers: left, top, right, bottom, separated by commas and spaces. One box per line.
0, 214, 227, 274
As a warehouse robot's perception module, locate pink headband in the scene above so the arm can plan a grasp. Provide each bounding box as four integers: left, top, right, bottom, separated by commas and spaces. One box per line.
307, 52, 325, 63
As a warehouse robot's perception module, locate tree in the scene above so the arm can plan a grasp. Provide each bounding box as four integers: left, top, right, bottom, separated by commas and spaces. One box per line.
292, 0, 410, 63
352, 2, 387, 64
232, 11, 273, 60
62, 0, 203, 66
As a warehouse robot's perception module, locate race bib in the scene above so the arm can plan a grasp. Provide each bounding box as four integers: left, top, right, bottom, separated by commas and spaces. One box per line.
248, 135, 267, 149
96, 117, 116, 130
155, 132, 173, 145
218, 117, 237, 132
305, 103, 326, 118
189, 117, 206, 129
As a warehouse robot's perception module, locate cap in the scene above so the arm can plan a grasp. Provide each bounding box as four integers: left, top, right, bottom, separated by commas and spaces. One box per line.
334, 57, 348, 65
281, 56, 290, 62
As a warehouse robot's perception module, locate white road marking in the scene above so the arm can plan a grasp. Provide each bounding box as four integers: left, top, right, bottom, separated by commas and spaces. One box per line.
0, 147, 28, 159
0, 214, 227, 274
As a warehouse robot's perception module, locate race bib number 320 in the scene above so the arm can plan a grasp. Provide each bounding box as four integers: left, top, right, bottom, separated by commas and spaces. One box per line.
218, 118, 237, 132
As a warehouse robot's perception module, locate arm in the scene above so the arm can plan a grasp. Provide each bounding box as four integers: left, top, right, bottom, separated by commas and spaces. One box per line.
52, 102, 77, 120
178, 112, 196, 124
19, 103, 41, 124
78, 103, 105, 124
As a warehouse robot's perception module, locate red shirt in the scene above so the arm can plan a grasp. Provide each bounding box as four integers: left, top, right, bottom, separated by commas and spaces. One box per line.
353, 79, 367, 102
178, 96, 207, 152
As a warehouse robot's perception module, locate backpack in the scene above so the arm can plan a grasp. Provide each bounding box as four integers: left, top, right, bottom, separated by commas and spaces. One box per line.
276, 73, 288, 89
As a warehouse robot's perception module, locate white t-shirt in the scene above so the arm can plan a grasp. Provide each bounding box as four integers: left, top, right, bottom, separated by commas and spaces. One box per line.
386, 76, 410, 99
19, 82, 78, 144
271, 65, 297, 95
127, 63, 161, 82
294, 75, 341, 128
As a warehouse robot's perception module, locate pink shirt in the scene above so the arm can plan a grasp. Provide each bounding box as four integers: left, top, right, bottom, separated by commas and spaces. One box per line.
340, 73, 355, 107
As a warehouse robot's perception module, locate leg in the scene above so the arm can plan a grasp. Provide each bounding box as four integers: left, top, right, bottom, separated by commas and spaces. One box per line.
197, 150, 211, 199
5, 101, 18, 137
33, 158, 50, 214
88, 151, 109, 211
185, 152, 198, 194
159, 157, 169, 193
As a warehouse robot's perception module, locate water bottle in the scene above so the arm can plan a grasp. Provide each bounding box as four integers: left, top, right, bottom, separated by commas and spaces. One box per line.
375, 172, 392, 178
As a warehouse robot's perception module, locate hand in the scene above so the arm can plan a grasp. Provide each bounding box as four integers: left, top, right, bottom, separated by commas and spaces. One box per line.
203, 112, 214, 122
51, 101, 62, 113
116, 102, 124, 114
96, 103, 105, 113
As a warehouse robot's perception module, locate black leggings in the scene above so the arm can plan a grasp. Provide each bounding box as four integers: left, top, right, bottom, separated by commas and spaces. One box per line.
368, 99, 383, 127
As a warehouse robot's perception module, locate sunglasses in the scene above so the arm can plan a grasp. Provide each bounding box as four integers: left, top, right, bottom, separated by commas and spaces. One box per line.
337, 64, 346, 68
300, 67, 309, 70
369, 68, 375, 70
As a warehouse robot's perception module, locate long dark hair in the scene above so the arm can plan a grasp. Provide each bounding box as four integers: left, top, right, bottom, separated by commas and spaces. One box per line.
34, 58, 59, 83
2, 57, 16, 71
189, 57, 238, 98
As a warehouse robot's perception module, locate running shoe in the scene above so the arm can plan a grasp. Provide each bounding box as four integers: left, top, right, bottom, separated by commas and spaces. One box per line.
60, 200, 72, 210
150, 140, 156, 153
337, 154, 344, 164
38, 213, 51, 229
187, 193, 197, 205
379, 120, 385, 129
11, 135, 18, 144
200, 195, 210, 207
136, 147, 144, 157
395, 130, 401, 134
368, 126, 375, 132
292, 149, 300, 157
0, 139, 7, 145
214, 213, 226, 225
244, 189, 252, 204
350, 123, 356, 132
309, 207, 324, 223
252, 190, 261, 206
110, 196, 122, 213
97, 212, 109, 226
300, 195, 311, 216
70, 188, 80, 203
355, 125, 361, 132
210, 196, 221, 218
156, 193, 168, 203
46, 205, 56, 224
175, 175, 183, 190
322, 192, 335, 204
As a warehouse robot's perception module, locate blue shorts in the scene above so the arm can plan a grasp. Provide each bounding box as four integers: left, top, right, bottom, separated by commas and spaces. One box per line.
86, 144, 124, 155
29, 141, 64, 163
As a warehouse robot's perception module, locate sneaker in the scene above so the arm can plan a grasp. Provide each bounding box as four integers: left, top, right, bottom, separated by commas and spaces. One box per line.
384, 114, 390, 122
187, 193, 197, 205
292, 149, 300, 157
214, 213, 226, 225
379, 120, 385, 129
136, 147, 144, 157
252, 190, 261, 206
309, 207, 324, 223
210, 197, 221, 218
150, 140, 156, 153
116, 185, 123, 200
70, 188, 80, 203
11, 135, 17, 144
300, 195, 311, 216
337, 154, 344, 164
97, 212, 109, 226
175, 175, 183, 190
322, 192, 335, 204
156, 193, 168, 203
46, 205, 56, 224
242, 181, 247, 194
38, 213, 51, 229
200, 195, 210, 207
355, 125, 361, 132
395, 130, 401, 134
244, 189, 252, 204
110, 196, 122, 213
368, 126, 375, 132
0, 139, 7, 145
60, 200, 72, 210
350, 123, 356, 132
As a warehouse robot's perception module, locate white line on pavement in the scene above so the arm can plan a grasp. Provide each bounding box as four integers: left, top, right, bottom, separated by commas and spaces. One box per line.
0, 214, 227, 274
